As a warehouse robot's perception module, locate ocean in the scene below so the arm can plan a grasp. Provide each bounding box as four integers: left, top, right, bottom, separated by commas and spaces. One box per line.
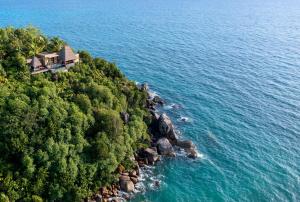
1, 0, 299, 201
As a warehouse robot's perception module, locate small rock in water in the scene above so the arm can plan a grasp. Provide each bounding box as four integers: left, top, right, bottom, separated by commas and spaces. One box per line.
154, 180, 160, 188
172, 104, 181, 109
187, 148, 198, 159
179, 116, 189, 122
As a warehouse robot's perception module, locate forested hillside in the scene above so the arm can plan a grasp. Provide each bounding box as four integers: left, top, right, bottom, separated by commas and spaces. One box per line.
0, 27, 150, 201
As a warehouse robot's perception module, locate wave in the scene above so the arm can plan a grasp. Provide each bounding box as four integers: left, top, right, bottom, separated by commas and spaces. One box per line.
163, 103, 182, 110
133, 165, 165, 196
148, 90, 159, 99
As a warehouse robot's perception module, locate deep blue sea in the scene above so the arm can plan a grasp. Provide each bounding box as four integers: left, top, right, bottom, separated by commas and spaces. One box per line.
1, 0, 300, 201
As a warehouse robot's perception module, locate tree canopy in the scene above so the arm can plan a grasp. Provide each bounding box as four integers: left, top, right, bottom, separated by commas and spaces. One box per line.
0, 27, 150, 201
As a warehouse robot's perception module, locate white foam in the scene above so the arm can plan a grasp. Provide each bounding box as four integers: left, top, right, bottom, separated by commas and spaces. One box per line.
148, 90, 159, 99
163, 103, 181, 110
178, 116, 192, 123
163, 105, 173, 110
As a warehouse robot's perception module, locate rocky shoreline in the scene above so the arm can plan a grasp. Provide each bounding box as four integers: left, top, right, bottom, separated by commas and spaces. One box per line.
87, 83, 198, 202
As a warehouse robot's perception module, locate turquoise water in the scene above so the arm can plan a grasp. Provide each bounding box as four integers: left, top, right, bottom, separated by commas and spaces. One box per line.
1, 0, 300, 201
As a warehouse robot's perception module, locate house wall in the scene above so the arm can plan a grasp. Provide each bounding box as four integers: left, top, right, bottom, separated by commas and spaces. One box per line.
40, 56, 46, 66
75, 54, 80, 63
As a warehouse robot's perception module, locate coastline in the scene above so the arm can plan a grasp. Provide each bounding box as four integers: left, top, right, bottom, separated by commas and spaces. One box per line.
89, 83, 198, 202
0, 26, 198, 201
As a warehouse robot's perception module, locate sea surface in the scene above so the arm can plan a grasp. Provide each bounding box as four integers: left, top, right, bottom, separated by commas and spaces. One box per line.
1, 0, 300, 201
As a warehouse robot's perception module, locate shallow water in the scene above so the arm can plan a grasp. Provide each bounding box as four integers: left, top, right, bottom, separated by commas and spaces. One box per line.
1, 0, 300, 201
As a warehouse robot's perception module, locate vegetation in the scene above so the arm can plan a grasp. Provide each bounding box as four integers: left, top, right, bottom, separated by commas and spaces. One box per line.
0, 27, 150, 201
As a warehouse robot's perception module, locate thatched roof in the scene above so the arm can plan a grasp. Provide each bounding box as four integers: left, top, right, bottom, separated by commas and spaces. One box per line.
31, 56, 42, 68
59, 45, 76, 62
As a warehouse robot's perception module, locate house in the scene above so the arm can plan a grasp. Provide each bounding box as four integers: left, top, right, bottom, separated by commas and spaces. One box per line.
27, 45, 80, 74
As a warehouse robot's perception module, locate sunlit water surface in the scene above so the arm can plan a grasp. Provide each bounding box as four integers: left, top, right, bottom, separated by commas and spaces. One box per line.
1, 0, 300, 201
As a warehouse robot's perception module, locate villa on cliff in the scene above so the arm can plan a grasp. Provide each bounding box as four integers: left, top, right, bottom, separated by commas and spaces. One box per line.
27, 45, 80, 74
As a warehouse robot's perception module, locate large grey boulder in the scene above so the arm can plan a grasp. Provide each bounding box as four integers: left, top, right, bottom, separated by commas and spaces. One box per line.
157, 138, 175, 156
158, 114, 177, 144
143, 147, 159, 164
119, 176, 135, 192
158, 114, 172, 135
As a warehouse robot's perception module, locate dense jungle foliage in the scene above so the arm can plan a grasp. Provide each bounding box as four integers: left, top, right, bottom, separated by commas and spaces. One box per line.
0, 27, 150, 201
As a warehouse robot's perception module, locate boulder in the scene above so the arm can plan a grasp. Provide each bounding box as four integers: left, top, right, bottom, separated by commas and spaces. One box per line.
135, 165, 140, 176
95, 194, 102, 202
112, 198, 121, 202
100, 187, 109, 195
158, 114, 172, 135
143, 147, 159, 164
112, 198, 122, 202
129, 170, 137, 177
140, 83, 149, 91
138, 160, 145, 167
120, 112, 129, 124
111, 189, 118, 197
146, 98, 158, 110
176, 140, 195, 149
158, 114, 177, 144
152, 112, 160, 121
119, 178, 135, 192
187, 148, 198, 159
130, 176, 138, 184
119, 175, 130, 181
148, 111, 160, 137
157, 138, 175, 156
152, 95, 164, 105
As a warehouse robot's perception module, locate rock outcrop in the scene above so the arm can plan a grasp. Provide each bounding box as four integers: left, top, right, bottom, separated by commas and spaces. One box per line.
152, 95, 164, 105
119, 175, 135, 192
187, 148, 198, 159
176, 140, 195, 149
157, 138, 175, 156
158, 113, 177, 144
176, 140, 198, 158
91, 83, 199, 202
140, 83, 149, 91
143, 147, 159, 164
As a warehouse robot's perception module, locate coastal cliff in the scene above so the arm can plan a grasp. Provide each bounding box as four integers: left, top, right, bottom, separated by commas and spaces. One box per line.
0, 27, 196, 202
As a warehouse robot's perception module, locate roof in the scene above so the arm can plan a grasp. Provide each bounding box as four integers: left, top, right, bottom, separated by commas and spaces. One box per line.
31, 56, 42, 68
59, 45, 76, 62
38, 52, 59, 58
